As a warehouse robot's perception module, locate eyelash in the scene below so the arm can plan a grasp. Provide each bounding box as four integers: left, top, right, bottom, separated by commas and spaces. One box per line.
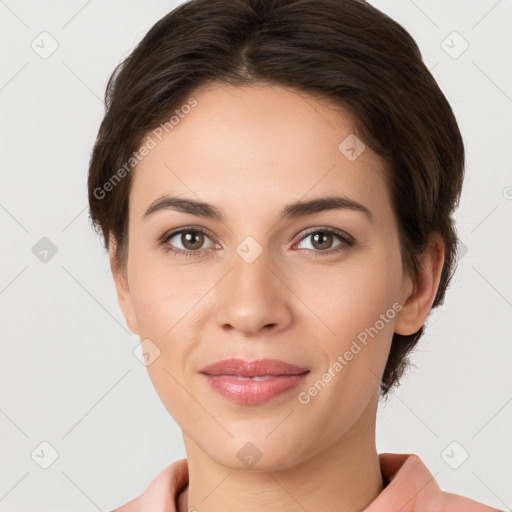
159, 226, 355, 258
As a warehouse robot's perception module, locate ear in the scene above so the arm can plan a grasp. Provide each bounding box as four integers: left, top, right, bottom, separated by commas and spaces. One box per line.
394, 232, 445, 336
108, 233, 139, 335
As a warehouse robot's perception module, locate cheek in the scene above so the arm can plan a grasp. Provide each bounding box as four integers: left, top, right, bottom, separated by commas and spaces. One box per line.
293, 254, 401, 341
131, 269, 204, 423
293, 246, 402, 403
296, 267, 398, 433
128, 256, 215, 338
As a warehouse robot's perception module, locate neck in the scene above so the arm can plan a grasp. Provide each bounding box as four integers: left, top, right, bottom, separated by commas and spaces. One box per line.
178, 393, 384, 512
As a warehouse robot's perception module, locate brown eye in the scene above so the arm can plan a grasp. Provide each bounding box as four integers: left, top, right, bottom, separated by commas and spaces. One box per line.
162, 228, 217, 255
180, 231, 205, 250
295, 229, 354, 254
310, 231, 334, 250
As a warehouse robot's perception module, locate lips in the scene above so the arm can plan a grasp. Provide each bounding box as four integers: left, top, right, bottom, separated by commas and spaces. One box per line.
200, 359, 310, 404
200, 358, 309, 378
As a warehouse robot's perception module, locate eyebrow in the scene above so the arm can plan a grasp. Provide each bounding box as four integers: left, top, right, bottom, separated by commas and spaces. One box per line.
142, 194, 373, 223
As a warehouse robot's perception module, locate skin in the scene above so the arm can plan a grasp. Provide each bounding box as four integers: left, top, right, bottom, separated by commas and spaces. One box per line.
109, 82, 444, 512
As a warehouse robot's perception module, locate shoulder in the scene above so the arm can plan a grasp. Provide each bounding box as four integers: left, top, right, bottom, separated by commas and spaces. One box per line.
439, 490, 504, 512
368, 453, 502, 512
111, 458, 188, 512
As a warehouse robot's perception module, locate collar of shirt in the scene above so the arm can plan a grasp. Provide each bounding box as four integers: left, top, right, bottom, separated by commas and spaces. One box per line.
111, 452, 501, 512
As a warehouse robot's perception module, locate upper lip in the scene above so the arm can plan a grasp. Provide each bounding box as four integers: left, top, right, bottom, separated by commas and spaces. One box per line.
200, 358, 309, 377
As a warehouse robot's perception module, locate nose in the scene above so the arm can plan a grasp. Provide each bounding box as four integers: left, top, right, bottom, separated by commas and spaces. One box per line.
214, 246, 293, 337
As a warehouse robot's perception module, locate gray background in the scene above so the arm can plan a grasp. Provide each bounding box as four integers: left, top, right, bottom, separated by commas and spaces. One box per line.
0, 0, 511, 510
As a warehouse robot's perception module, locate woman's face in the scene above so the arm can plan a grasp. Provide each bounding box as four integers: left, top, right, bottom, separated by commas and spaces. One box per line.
112, 83, 416, 470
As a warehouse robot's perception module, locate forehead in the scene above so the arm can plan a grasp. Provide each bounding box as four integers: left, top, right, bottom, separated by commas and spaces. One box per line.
129, 83, 390, 223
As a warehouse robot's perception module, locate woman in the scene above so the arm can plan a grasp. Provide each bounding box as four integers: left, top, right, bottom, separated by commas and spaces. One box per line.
87, 0, 502, 510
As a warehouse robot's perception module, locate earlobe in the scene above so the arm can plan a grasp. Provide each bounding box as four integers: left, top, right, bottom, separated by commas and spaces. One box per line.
394, 233, 445, 336
108, 233, 140, 336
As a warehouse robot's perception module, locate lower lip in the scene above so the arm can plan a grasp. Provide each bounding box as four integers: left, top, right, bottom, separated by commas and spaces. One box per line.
203, 373, 309, 405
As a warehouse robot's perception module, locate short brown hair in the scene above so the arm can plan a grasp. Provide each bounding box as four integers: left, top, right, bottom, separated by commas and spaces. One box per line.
87, 0, 465, 397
